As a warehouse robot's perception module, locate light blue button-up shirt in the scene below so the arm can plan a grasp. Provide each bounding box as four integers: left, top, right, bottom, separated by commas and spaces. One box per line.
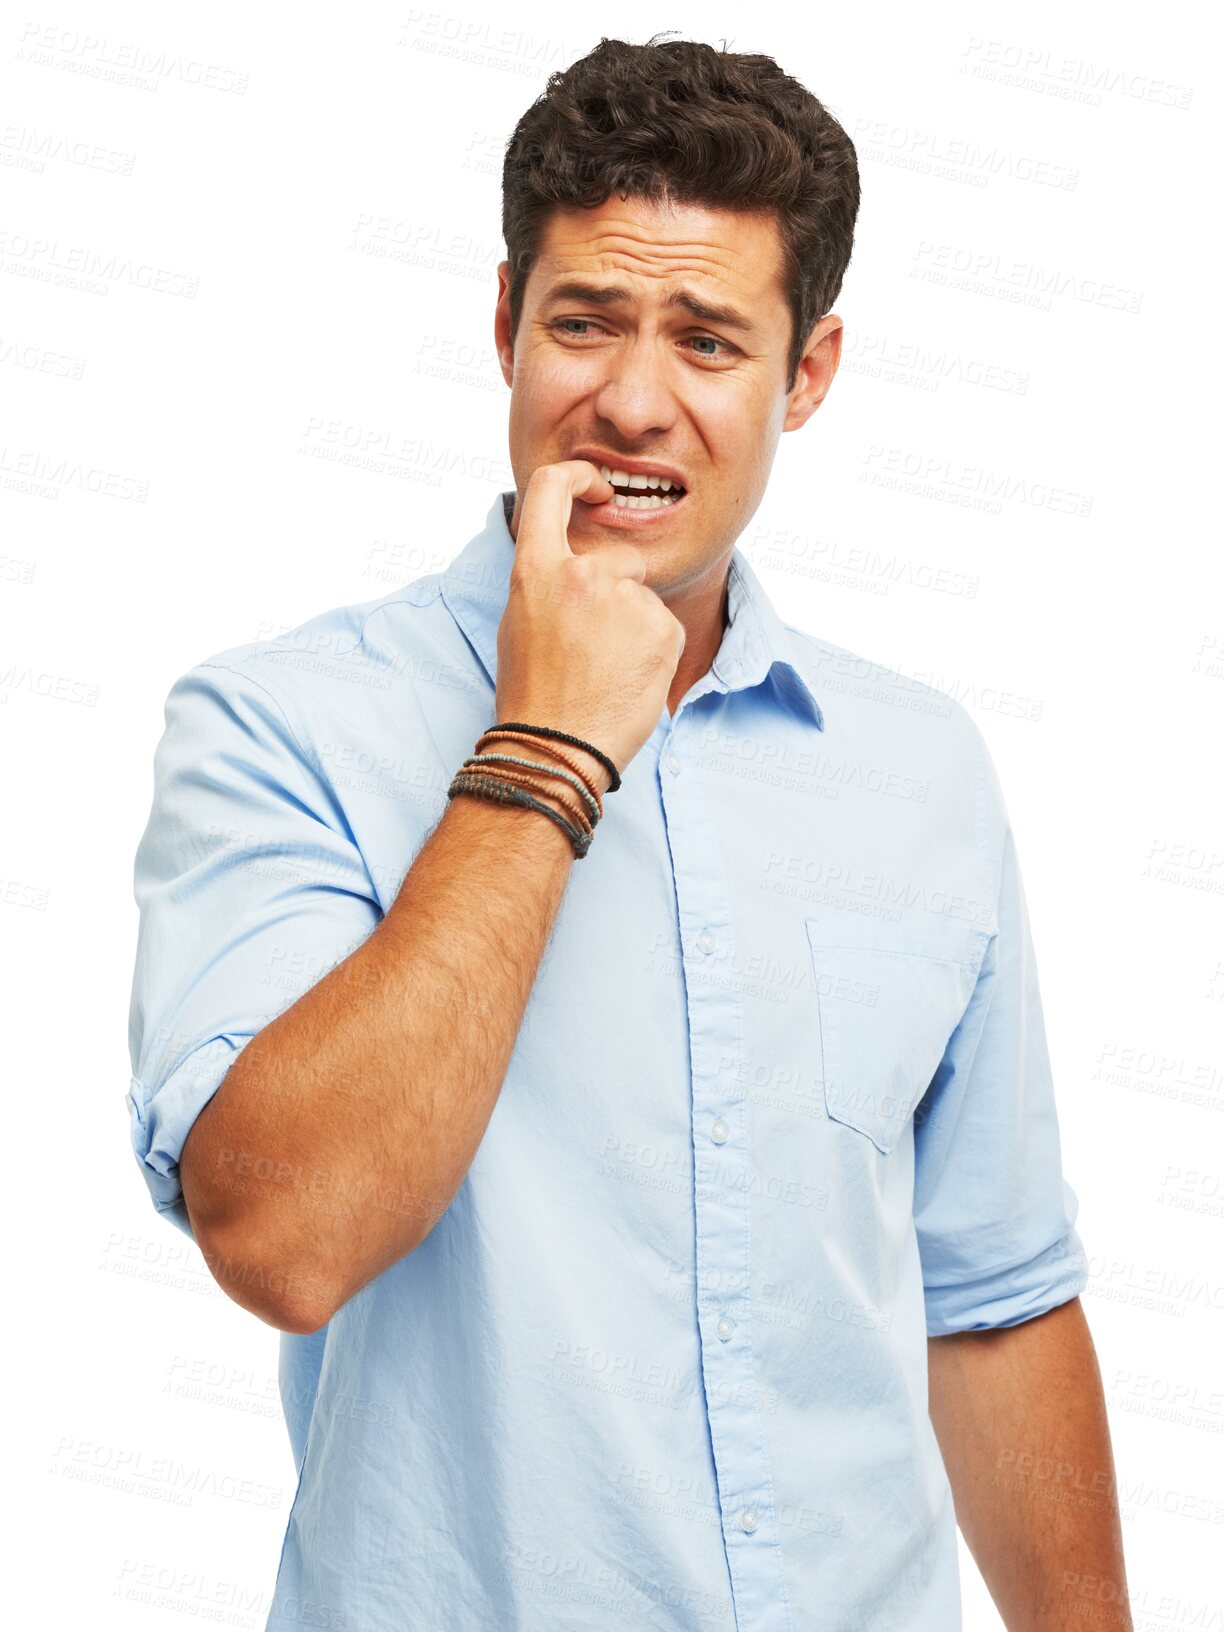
128, 488, 1089, 1631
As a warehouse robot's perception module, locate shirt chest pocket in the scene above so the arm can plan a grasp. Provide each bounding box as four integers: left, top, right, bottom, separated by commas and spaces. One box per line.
804, 915, 992, 1155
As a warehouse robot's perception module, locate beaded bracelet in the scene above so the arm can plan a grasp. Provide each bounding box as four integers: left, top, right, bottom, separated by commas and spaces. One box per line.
447, 769, 592, 859
474, 729, 606, 820
487, 721, 621, 794
462, 749, 602, 826
460, 760, 594, 838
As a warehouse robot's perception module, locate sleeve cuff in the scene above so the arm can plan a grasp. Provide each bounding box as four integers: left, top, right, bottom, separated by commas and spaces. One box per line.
126, 1035, 251, 1242
924, 1227, 1089, 1337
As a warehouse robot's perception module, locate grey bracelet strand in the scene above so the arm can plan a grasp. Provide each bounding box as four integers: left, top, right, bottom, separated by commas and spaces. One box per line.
447, 770, 593, 859
460, 751, 602, 826
491, 721, 621, 794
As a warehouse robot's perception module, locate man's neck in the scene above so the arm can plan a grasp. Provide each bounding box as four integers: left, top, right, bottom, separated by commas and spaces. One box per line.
666, 573, 731, 716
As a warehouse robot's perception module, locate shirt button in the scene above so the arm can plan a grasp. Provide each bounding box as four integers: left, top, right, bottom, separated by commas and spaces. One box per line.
716, 1315, 735, 1342
710, 1118, 730, 1145
666, 754, 682, 774
740, 1507, 760, 1534
696, 929, 716, 955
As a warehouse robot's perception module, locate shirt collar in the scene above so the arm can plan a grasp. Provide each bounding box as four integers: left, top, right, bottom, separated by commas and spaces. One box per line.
440, 489, 825, 730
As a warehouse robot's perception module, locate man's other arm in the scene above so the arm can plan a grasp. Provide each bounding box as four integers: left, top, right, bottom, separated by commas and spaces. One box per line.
927, 1297, 1133, 1631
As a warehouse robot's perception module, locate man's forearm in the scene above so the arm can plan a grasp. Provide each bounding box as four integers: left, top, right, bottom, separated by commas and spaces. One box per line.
179, 761, 598, 1333
926, 1296, 1132, 1631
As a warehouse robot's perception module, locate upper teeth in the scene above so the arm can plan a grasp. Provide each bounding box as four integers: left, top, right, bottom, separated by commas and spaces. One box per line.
599, 464, 683, 492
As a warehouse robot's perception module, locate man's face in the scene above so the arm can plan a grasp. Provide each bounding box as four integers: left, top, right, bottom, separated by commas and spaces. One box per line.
494, 193, 840, 599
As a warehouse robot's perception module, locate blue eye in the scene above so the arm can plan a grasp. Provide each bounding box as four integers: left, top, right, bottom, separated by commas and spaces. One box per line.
550, 320, 735, 360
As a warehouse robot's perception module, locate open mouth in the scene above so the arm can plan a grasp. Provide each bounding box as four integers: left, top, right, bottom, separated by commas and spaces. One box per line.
599, 464, 688, 510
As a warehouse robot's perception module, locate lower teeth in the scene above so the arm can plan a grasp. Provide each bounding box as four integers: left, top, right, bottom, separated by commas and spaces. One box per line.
610, 490, 684, 508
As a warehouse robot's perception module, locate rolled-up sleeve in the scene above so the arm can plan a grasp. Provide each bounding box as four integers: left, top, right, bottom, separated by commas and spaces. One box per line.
126, 660, 381, 1242
914, 723, 1089, 1336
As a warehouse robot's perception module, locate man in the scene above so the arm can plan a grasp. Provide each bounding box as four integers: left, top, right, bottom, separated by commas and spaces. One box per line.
127, 34, 1132, 1632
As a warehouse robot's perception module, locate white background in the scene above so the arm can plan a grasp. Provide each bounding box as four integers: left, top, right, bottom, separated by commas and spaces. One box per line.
2, 0, 1219, 1626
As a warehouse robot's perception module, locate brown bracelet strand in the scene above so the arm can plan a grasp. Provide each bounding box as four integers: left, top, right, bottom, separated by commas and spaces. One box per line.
489, 721, 622, 794
460, 763, 594, 842
474, 729, 605, 820
462, 750, 602, 827
461, 761, 594, 837
473, 731, 604, 821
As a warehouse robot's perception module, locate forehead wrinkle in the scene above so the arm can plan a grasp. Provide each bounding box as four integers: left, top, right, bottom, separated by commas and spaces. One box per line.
544, 247, 765, 323
573, 231, 747, 284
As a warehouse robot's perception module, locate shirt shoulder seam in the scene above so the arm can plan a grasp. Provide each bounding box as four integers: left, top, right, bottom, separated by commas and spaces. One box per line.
196, 657, 318, 772
335, 578, 446, 661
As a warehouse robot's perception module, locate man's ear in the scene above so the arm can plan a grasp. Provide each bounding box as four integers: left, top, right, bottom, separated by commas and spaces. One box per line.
494, 259, 514, 387
782, 314, 843, 433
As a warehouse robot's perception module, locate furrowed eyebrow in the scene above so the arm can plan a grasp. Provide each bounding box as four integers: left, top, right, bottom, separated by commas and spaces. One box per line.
541, 279, 758, 336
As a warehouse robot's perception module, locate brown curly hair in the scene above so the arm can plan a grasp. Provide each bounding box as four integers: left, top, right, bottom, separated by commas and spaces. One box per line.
501, 32, 860, 394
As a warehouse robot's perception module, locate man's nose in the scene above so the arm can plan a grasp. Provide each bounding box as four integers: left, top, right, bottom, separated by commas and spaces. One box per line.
592, 341, 679, 439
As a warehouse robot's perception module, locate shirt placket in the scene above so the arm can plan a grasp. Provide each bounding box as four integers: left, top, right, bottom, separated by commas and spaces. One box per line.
659, 707, 794, 1632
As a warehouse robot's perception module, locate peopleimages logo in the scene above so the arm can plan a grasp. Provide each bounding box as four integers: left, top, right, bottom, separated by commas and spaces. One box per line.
959, 36, 1193, 110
